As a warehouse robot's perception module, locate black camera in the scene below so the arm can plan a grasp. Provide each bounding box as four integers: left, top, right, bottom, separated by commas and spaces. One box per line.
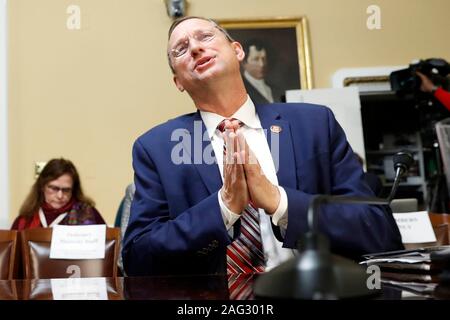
165, 0, 185, 18
390, 58, 450, 94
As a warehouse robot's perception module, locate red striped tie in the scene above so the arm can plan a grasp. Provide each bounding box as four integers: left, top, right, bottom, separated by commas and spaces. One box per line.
217, 119, 265, 299
227, 273, 257, 300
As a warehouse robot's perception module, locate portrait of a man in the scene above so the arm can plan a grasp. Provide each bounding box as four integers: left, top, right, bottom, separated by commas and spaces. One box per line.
241, 39, 285, 104
222, 22, 308, 104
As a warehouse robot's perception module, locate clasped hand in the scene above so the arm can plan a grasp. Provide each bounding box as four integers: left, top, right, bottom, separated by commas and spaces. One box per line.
220, 120, 280, 215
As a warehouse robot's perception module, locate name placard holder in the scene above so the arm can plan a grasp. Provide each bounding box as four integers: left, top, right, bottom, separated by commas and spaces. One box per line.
50, 225, 106, 259
393, 211, 437, 244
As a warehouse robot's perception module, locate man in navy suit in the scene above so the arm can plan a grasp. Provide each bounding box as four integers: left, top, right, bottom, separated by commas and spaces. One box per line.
122, 16, 403, 276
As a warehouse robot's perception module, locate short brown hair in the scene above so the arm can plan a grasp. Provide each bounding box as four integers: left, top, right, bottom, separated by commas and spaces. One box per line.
167, 16, 235, 73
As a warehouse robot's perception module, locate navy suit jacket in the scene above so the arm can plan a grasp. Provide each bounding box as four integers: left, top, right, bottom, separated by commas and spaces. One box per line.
123, 103, 403, 276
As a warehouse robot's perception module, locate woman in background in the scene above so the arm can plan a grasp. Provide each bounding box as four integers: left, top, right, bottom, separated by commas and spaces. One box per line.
11, 158, 105, 230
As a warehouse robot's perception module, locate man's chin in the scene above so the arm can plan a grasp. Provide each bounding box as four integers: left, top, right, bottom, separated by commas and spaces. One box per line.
194, 67, 219, 81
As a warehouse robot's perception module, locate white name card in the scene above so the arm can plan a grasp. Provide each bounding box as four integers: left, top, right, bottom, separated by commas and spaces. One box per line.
393, 211, 437, 244
50, 225, 106, 259
51, 277, 108, 300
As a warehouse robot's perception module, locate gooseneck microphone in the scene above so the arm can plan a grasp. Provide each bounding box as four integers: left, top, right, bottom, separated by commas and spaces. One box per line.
254, 151, 414, 299
307, 151, 414, 240
386, 151, 414, 203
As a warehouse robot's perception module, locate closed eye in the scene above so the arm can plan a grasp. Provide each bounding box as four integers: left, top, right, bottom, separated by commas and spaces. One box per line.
197, 32, 215, 42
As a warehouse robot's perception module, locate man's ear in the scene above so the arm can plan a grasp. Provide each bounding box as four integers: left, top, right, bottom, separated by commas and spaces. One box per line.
173, 75, 185, 92
232, 42, 245, 63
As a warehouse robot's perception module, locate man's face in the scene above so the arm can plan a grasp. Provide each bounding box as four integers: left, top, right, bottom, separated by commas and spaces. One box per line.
243, 46, 267, 80
168, 18, 245, 93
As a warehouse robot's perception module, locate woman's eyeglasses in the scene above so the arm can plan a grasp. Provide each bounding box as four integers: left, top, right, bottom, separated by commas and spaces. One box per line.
46, 184, 72, 195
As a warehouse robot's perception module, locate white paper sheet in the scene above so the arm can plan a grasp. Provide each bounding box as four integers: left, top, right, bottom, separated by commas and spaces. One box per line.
51, 277, 107, 300
50, 224, 106, 259
393, 211, 437, 244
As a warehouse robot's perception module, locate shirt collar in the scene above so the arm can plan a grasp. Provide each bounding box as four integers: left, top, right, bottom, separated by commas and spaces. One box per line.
200, 95, 262, 139
244, 70, 267, 87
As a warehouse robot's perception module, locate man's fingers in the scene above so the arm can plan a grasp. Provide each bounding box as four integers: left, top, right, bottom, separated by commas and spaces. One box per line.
223, 119, 240, 132
223, 152, 246, 200
223, 131, 237, 164
231, 119, 241, 131
234, 132, 243, 165
242, 136, 258, 165
223, 119, 242, 136
248, 146, 258, 165
223, 157, 232, 188
234, 152, 245, 173
236, 131, 249, 164
236, 130, 259, 166
223, 132, 231, 164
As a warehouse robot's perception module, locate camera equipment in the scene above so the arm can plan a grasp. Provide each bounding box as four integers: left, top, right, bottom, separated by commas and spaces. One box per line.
390, 58, 450, 94
164, 0, 186, 18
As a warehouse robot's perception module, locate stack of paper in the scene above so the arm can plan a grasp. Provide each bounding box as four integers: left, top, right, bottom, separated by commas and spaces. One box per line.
360, 252, 437, 272
360, 245, 450, 281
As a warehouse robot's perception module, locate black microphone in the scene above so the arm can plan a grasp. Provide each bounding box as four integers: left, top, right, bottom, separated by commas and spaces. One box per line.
254, 152, 413, 299
306, 151, 414, 231
387, 151, 414, 203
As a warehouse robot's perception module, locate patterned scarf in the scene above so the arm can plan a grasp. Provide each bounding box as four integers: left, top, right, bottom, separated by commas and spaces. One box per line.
15, 199, 103, 230
40, 198, 75, 226
41, 198, 75, 216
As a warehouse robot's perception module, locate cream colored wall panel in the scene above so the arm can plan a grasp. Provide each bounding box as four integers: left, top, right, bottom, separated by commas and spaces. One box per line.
8, 0, 450, 225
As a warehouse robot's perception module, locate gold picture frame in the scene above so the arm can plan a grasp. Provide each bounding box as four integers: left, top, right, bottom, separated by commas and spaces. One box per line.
343, 76, 390, 87
218, 17, 313, 93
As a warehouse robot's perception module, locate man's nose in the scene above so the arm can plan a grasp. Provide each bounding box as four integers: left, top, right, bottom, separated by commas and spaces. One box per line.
189, 38, 204, 56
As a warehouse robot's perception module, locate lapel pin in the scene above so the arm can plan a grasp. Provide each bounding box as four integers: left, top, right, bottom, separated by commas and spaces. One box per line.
270, 125, 282, 133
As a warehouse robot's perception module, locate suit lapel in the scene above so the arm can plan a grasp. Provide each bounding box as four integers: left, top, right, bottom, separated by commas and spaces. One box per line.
183, 112, 222, 194
257, 105, 297, 189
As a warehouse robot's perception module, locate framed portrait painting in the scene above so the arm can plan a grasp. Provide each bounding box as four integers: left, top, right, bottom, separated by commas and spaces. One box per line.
218, 17, 313, 104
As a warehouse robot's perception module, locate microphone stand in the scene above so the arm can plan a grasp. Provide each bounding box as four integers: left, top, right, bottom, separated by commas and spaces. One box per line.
254, 194, 388, 300
253, 152, 413, 299
386, 151, 414, 203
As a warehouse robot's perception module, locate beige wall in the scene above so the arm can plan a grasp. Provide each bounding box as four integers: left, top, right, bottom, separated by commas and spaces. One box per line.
8, 0, 450, 225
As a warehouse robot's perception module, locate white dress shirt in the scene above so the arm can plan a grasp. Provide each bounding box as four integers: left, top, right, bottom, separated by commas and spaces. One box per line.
244, 71, 274, 103
200, 96, 295, 270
